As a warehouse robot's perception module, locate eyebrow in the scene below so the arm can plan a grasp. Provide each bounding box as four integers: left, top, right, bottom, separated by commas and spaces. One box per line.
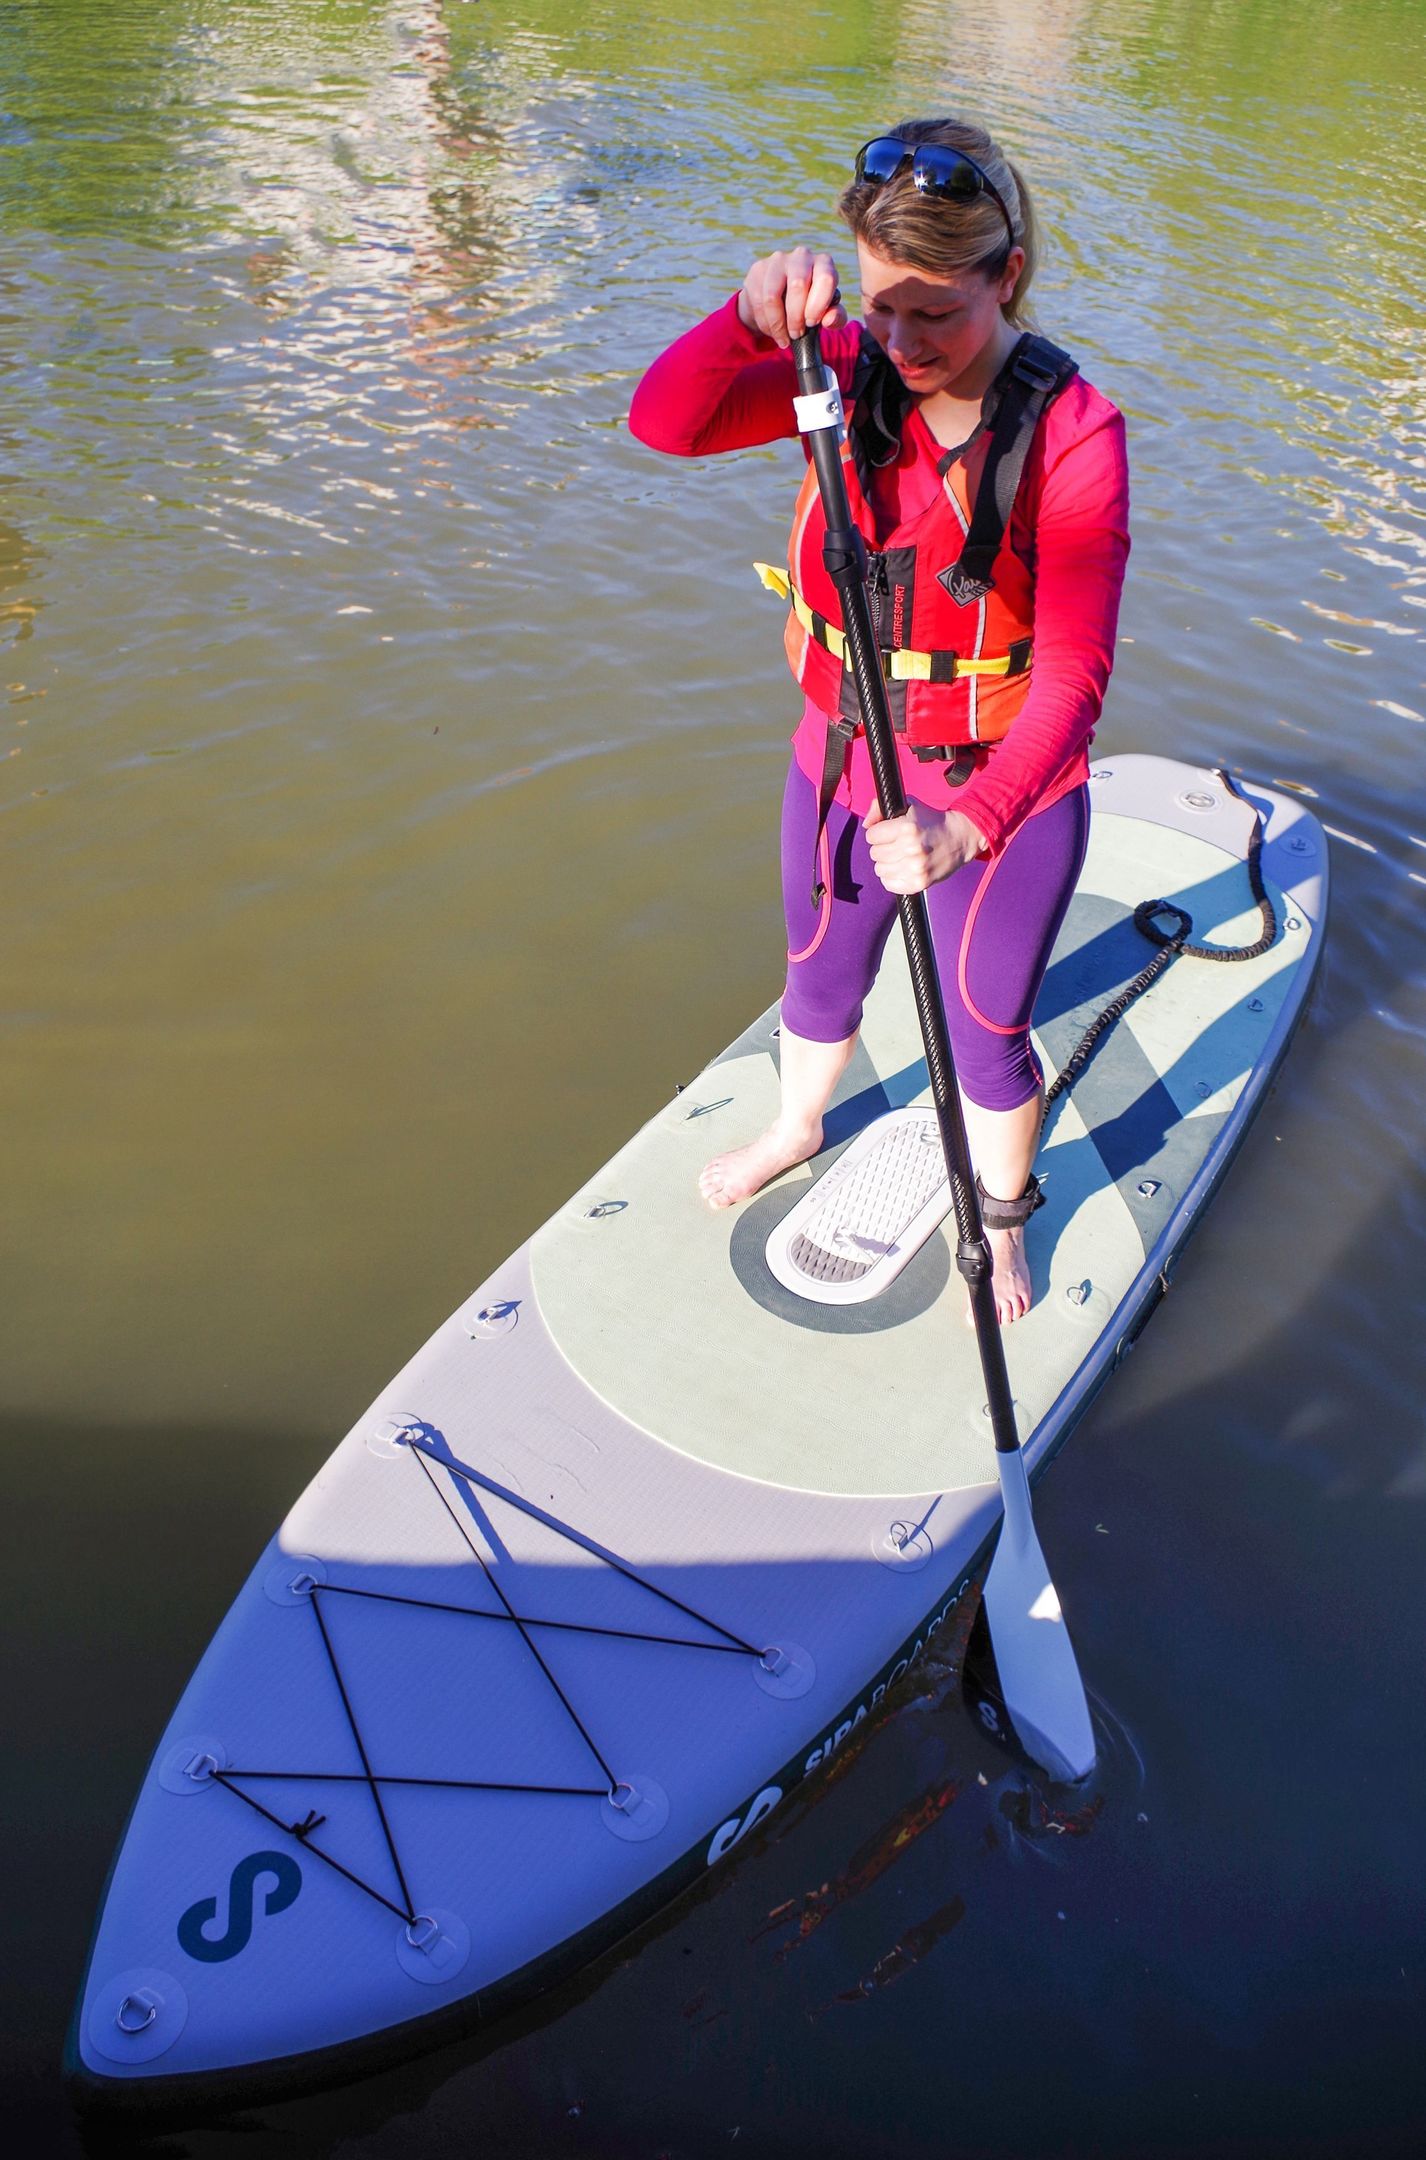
863, 293, 964, 311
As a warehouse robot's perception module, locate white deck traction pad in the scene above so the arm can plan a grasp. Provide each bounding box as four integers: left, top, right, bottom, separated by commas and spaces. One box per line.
765, 1107, 949, 1303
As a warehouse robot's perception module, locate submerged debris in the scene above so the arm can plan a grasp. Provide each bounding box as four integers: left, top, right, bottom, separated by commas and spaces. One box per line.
825, 1895, 968, 2009
754, 1781, 961, 1962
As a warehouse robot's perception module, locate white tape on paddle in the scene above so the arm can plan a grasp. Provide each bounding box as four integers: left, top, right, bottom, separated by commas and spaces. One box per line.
794, 365, 845, 441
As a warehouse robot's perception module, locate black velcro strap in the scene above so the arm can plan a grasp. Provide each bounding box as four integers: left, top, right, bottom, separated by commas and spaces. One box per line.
975, 1170, 1046, 1230
1005, 636, 1033, 676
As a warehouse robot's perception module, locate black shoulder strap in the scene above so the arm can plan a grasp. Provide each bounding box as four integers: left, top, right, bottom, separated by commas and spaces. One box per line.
938, 333, 1078, 607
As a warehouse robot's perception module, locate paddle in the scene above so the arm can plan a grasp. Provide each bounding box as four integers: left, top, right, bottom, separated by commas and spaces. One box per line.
788, 323, 1095, 1783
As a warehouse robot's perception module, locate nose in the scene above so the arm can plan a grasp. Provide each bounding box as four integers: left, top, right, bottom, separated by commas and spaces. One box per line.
885, 318, 922, 364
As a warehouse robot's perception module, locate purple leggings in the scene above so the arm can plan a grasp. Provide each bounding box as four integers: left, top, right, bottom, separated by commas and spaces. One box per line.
779, 762, 1090, 1112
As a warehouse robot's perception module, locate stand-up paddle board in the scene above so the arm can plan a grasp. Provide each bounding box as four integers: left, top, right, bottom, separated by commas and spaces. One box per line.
68, 755, 1326, 2119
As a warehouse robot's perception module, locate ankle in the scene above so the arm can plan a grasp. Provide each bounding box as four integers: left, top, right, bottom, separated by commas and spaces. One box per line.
772, 1109, 824, 1145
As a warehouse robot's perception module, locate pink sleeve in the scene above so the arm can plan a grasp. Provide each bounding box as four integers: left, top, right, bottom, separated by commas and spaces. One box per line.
953, 399, 1131, 853
628, 295, 865, 456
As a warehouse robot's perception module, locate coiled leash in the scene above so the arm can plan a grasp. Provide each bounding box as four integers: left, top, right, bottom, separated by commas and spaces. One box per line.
1043, 767, 1278, 1121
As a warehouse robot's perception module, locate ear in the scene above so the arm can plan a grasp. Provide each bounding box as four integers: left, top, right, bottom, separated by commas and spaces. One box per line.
996, 246, 1026, 306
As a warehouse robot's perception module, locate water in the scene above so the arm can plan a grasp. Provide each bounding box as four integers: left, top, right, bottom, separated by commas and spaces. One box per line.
4, 0, 1425, 2150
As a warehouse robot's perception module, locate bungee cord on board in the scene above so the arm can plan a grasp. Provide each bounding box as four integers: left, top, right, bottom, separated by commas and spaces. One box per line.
197, 1422, 773, 1931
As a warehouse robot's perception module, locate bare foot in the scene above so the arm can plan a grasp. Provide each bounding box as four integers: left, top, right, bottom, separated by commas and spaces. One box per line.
699, 1118, 824, 1209
964, 1224, 1034, 1328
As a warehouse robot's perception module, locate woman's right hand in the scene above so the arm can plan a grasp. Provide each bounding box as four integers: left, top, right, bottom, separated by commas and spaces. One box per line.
737, 247, 845, 347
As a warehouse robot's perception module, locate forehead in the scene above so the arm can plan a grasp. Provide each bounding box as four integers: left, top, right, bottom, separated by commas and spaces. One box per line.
855, 240, 983, 307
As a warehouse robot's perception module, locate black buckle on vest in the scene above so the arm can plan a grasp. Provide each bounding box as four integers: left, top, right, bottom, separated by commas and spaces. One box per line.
1009, 347, 1062, 395
910, 744, 978, 788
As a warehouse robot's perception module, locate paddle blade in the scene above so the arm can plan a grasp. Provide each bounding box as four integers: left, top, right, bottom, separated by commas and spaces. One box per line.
981, 1448, 1096, 1783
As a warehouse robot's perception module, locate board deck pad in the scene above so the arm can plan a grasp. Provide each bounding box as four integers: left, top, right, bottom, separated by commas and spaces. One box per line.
764, 1106, 950, 1301
69, 759, 1328, 2118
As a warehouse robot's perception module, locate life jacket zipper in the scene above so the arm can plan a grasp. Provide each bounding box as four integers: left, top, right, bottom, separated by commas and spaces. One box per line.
866, 553, 890, 650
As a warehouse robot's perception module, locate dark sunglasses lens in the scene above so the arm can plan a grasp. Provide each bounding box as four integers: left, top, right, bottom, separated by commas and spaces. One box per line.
856, 136, 911, 183
913, 147, 981, 200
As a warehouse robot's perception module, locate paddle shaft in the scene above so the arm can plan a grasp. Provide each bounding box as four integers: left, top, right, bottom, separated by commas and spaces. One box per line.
790, 328, 1021, 1458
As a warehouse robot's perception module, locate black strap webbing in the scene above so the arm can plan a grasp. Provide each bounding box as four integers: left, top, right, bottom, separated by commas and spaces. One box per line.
846, 331, 911, 492
810, 718, 857, 907
939, 334, 1078, 607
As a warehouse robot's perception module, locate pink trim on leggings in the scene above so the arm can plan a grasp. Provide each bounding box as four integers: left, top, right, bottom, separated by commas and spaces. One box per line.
787, 827, 833, 965
956, 849, 1023, 1037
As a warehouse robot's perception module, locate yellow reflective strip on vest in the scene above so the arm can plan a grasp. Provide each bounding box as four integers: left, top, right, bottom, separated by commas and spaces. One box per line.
886, 648, 1022, 680
757, 564, 846, 657
889, 648, 933, 681
795, 590, 847, 663
752, 566, 1028, 679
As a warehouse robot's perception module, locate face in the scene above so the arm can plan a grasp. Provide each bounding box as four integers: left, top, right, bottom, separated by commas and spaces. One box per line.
856, 239, 1024, 399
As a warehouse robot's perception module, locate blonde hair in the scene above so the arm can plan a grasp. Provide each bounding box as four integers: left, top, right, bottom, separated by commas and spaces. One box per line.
838, 116, 1038, 327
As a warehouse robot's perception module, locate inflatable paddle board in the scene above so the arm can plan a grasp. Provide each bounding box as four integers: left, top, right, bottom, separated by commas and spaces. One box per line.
68, 755, 1326, 2118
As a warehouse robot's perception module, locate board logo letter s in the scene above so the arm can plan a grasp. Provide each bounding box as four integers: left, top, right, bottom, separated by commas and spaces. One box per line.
178, 1849, 303, 1963
706, 1785, 782, 1867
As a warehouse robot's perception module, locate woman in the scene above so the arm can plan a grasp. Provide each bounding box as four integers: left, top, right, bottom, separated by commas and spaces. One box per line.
629, 117, 1130, 1324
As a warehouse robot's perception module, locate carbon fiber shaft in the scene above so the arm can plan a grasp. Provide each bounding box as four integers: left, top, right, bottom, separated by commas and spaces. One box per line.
791, 328, 1021, 1457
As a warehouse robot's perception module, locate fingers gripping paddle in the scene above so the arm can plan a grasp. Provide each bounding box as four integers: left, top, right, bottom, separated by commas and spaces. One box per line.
789, 325, 1095, 1783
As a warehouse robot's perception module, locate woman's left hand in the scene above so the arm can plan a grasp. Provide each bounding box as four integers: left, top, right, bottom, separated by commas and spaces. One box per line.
864, 801, 986, 892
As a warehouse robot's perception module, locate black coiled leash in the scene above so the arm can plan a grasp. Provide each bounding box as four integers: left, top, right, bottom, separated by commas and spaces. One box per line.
1044, 767, 1277, 1119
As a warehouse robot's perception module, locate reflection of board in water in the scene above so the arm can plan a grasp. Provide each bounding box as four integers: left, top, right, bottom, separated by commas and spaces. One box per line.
68, 757, 1326, 2123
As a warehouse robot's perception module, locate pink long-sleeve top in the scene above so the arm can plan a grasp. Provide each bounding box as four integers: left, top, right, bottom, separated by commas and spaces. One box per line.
628, 294, 1131, 855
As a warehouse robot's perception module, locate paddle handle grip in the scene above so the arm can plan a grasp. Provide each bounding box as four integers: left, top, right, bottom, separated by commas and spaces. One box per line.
791, 327, 1022, 1455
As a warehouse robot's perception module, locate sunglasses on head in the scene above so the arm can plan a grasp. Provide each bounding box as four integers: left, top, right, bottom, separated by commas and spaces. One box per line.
853, 136, 1017, 255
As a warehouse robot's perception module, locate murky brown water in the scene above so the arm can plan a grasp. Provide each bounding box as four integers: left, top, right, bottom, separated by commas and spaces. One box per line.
5, 1, 1426, 2153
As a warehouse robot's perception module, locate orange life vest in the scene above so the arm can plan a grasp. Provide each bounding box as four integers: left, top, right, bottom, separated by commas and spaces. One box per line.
758, 333, 1077, 759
